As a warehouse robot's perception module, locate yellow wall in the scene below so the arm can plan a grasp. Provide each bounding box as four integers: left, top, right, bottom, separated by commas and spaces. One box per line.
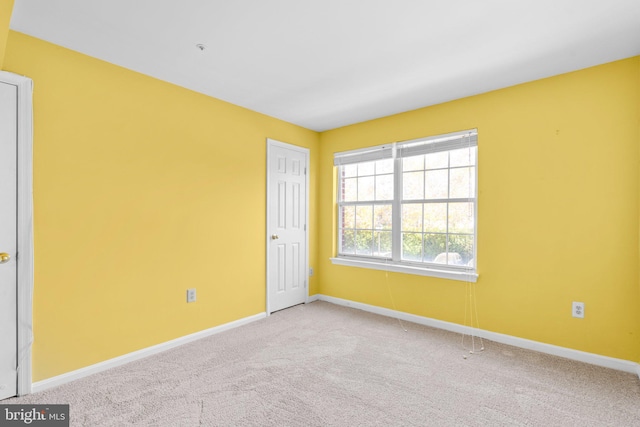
3, 31, 320, 381
0, 0, 14, 69
318, 57, 640, 362
3, 24, 640, 382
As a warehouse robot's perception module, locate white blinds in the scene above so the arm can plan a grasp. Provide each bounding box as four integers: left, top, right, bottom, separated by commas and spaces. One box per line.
333, 143, 394, 166
334, 129, 477, 165
397, 130, 477, 158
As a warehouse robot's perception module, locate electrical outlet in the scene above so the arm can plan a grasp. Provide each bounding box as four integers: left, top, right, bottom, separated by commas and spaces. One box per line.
187, 288, 197, 303
309, 267, 314, 276
572, 301, 584, 318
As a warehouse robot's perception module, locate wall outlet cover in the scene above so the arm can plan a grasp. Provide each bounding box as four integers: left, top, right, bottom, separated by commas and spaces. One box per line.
572, 301, 584, 318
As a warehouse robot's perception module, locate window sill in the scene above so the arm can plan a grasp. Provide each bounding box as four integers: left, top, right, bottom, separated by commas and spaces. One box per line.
330, 257, 478, 283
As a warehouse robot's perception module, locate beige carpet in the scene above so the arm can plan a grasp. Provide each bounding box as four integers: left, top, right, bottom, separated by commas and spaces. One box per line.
6, 301, 640, 426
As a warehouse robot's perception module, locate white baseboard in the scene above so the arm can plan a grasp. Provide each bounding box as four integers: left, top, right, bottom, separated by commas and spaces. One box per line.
32, 312, 267, 393
32, 297, 640, 393
315, 294, 640, 376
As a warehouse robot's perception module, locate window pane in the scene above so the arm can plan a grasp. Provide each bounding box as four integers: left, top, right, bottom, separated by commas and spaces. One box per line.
340, 205, 355, 229
355, 205, 373, 229
343, 164, 357, 178
357, 176, 375, 201
402, 204, 422, 232
448, 202, 474, 233
450, 147, 476, 167
425, 151, 448, 169
375, 174, 393, 200
356, 230, 373, 255
340, 229, 355, 254
402, 232, 423, 262
342, 177, 357, 202
432, 251, 462, 265
423, 203, 447, 232
449, 167, 475, 198
376, 159, 394, 174
403, 171, 424, 200
358, 161, 374, 176
337, 132, 477, 270
423, 233, 447, 262
373, 231, 392, 257
403, 155, 424, 172
424, 169, 448, 199
374, 204, 392, 230
449, 234, 474, 265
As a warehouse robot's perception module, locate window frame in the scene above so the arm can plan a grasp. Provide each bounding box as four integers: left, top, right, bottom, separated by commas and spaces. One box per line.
331, 130, 478, 282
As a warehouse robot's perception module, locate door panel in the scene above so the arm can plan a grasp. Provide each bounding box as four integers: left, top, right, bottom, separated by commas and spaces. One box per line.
268, 142, 308, 313
0, 81, 18, 400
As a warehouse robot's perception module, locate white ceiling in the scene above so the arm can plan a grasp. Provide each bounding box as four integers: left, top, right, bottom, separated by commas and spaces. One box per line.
9, 0, 640, 131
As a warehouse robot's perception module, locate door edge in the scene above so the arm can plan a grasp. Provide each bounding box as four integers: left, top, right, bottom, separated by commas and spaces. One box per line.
0, 71, 34, 396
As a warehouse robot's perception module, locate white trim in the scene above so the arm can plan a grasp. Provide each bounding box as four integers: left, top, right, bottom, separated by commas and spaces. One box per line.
0, 71, 34, 396
330, 257, 478, 282
307, 294, 320, 303
314, 295, 640, 376
32, 312, 266, 393
265, 139, 310, 314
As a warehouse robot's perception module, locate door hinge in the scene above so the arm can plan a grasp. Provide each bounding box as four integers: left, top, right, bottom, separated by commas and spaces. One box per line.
304, 167, 307, 175
304, 224, 306, 231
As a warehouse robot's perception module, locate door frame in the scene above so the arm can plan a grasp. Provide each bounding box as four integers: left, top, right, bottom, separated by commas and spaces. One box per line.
0, 71, 34, 396
265, 138, 309, 315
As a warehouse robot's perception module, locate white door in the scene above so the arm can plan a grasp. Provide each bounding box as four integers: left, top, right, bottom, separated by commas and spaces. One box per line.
266, 140, 308, 313
0, 80, 18, 400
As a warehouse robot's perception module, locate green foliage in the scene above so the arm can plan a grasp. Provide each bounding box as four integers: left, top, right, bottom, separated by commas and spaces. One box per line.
341, 229, 392, 257
402, 233, 424, 261
445, 234, 474, 264
342, 229, 473, 265
402, 232, 473, 264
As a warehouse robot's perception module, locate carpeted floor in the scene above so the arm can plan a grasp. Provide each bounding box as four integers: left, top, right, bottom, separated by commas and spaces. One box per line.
5, 301, 640, 426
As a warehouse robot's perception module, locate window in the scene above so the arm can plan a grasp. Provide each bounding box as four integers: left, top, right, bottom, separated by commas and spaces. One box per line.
332, 130, 477, 282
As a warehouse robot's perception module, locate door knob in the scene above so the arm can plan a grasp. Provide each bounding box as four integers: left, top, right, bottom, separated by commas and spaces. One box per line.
0, 253, 10, 264
271, 234, 279, 240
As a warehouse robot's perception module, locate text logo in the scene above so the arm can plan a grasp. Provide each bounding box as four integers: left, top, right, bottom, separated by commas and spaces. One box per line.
0, 405, 69, 427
